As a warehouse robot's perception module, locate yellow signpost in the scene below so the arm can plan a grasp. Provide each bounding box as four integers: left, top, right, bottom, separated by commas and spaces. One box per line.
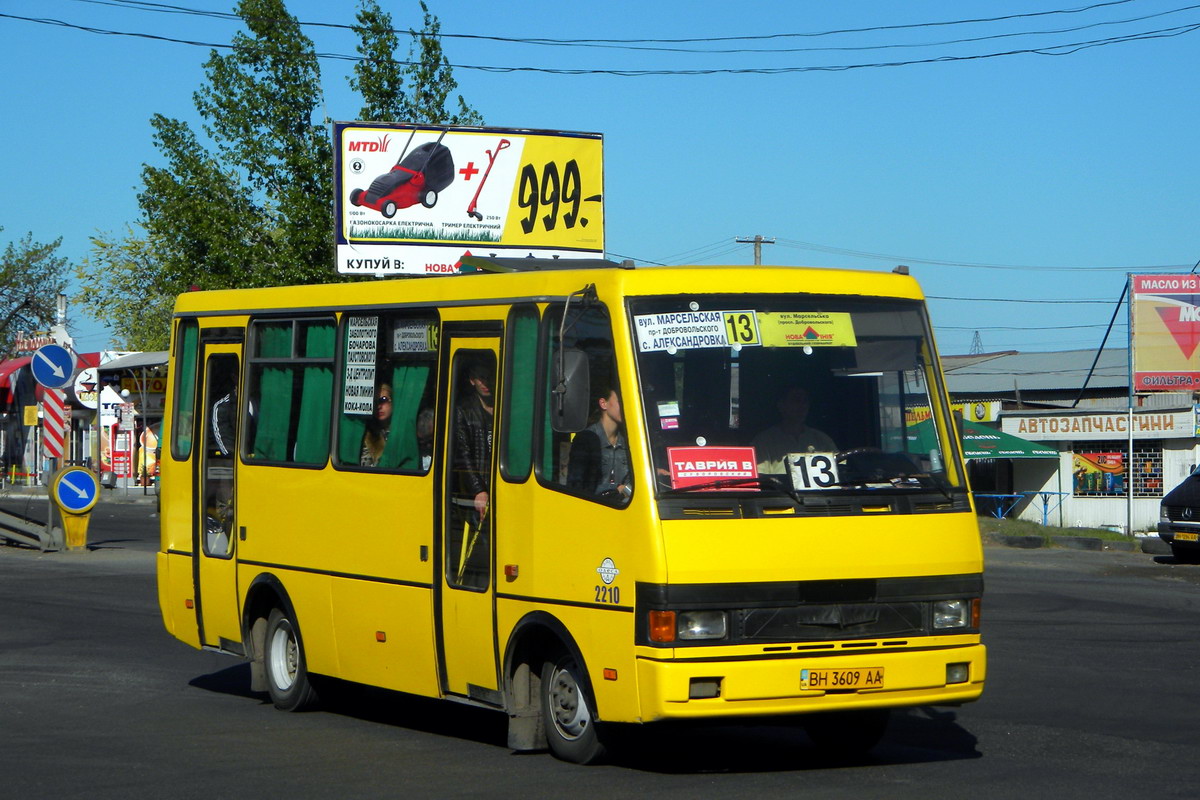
49, 467, 100, 551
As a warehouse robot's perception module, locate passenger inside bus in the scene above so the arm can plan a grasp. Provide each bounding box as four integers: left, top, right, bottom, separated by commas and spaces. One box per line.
455, 357, 494, 518
416, 407, 434, 471
359, 383, 393, 467
449, 354, 495, 589
567, 384, 632, 503
751, 386, 838, 473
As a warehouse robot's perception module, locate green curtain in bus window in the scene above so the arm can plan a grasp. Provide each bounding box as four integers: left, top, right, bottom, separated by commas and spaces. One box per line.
251, 325, 294, 461
292, 324, 334, 465
339, 414, 365, 465
540, 335, 557, 478
293, 365, 332, 464
174, 321, 199, 458
380, 363, 429, 469
506, 311, 537, 479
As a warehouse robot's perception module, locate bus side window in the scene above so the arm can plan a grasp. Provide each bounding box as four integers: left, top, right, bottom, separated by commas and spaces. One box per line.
243, 317, 336, 466
537, 302, 631, 505
501, 304, 538, 482
334, 312, 438, 472
171, 318, 199, 460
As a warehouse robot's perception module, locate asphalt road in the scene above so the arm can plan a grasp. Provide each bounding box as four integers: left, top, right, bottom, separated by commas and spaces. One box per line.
1, 499, 1197, 799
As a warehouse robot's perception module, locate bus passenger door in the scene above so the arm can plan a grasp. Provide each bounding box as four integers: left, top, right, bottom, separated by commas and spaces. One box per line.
194, 345, 242, 649
438, 335, 500, 701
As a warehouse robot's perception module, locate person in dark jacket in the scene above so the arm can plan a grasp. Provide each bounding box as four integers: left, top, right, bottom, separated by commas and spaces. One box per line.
567, 384, 631, 502
454, 358, 494, 519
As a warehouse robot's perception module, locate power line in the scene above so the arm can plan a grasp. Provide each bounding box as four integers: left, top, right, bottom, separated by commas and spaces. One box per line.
8, 8, 1200, 76
72, 0, 1196, 62
927, 295, 1116, 304
85, 0, 1143, 46
775, 238, 1191, 272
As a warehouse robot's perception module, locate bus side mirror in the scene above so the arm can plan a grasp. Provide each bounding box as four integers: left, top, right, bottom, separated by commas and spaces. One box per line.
551, 348, 590, 432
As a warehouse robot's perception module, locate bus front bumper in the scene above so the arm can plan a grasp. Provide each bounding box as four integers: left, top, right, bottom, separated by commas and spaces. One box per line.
634, 644, 985, 722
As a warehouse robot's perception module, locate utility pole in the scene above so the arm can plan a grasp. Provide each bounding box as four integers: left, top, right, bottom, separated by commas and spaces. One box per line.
736, 235, 775, 266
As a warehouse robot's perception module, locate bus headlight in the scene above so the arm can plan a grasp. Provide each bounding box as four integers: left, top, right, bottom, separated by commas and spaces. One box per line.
677, 610, 728, 641
933, 599, 973, 630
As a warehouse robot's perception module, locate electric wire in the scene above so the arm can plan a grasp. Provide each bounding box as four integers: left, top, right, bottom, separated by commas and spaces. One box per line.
8, 5, 1200, 76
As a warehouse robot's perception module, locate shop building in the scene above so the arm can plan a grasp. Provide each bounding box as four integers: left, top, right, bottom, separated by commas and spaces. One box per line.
943, 348, 1192, 532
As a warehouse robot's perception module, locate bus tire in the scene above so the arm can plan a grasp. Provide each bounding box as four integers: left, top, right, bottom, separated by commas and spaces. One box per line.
264, 607, 319, 711
540, 654, 605, 764
801, 708, 890, 756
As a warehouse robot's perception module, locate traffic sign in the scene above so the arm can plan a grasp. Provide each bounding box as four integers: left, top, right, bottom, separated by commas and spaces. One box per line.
51, 467, 100, 515
31, 344, 77, 389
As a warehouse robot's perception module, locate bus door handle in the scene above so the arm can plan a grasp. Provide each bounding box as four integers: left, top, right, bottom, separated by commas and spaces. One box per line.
239, 526, 247, 541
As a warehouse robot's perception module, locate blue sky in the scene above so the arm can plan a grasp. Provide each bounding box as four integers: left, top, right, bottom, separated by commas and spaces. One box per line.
3, 0, 1198, 355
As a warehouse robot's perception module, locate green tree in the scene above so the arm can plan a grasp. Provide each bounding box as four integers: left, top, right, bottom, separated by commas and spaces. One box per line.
78, 0, 481, 348
75, 229, 175, 352
0, 228, 71, 355
352, 0, 483, 126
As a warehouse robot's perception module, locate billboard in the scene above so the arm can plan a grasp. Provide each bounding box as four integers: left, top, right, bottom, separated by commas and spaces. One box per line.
333, 123, 604, 276
1130, 274, 1200, 391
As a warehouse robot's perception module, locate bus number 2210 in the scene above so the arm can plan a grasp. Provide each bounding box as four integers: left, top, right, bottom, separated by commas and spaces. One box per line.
594, 585, 621, 604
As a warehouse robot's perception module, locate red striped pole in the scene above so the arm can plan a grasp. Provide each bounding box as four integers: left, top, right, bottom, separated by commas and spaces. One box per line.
42, 389, 67, 459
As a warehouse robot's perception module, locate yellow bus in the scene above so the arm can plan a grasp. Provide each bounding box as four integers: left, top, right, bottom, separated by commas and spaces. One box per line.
158, 257, 984, 764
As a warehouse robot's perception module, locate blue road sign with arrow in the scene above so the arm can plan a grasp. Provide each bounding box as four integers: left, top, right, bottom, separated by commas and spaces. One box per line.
51, 467, 100, 515
31, 344, 77, 389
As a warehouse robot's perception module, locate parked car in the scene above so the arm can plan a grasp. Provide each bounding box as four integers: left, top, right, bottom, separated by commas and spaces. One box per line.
1159, 466, 1200, 562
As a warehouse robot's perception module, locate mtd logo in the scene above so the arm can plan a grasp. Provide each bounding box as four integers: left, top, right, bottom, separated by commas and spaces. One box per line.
347, 134, 392, 153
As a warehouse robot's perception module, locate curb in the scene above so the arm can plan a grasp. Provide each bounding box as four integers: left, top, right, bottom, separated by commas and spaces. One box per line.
985, 531, 1162, 554
986, 533, 1044, 549
1051, 536, 1103, 551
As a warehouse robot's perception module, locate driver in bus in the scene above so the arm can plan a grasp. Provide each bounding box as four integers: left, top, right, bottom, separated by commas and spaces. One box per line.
751, 386, 837, 473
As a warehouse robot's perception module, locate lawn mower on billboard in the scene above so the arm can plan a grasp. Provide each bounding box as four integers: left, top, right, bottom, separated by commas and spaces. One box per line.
349, 130, 454, 218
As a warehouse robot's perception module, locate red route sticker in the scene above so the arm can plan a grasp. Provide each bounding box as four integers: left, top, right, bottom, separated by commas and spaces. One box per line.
668, 446, 758, 490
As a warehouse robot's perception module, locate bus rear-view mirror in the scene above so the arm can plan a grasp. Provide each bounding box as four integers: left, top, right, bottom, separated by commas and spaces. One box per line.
551, 348, 590, 432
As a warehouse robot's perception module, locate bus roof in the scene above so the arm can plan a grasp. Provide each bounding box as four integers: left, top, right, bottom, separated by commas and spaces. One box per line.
172, 259, 925, 316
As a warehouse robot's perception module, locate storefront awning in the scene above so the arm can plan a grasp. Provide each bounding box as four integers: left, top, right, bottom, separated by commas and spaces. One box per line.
908, 419, 1059, 460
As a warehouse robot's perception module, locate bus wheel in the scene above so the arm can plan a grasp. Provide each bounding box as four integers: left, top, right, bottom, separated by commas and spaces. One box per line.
540, 654, 606, 764
264, 607, 318, 711
801, 709, 890, 756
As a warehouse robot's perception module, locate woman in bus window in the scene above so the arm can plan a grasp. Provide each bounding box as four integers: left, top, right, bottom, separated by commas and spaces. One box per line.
360, 383, 393, 467
567, 384, 632, 502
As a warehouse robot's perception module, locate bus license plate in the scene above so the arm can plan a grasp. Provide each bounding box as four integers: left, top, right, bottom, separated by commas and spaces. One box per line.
801, 667, 884, 691
1176, 532, 1200, 542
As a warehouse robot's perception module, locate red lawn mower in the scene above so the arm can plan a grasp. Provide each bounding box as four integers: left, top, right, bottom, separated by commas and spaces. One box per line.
349, 130, 455, 218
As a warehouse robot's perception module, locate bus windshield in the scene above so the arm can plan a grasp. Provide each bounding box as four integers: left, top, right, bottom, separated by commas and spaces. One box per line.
629, 294, 962, 496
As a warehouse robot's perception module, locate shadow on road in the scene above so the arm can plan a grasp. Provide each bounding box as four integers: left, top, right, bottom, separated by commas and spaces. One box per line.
187, 663, 979, 771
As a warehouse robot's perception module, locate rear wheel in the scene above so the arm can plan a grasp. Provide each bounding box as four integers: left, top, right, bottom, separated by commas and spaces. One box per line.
264, 607, 318, 711
541, 654, 605, 764
802, 708, 890, 756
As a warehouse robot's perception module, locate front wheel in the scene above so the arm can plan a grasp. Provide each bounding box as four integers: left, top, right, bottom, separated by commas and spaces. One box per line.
541, 654, 605, 764
381, 200, 397, 218
420, 189, 438, 208
264, 607, 319, 711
